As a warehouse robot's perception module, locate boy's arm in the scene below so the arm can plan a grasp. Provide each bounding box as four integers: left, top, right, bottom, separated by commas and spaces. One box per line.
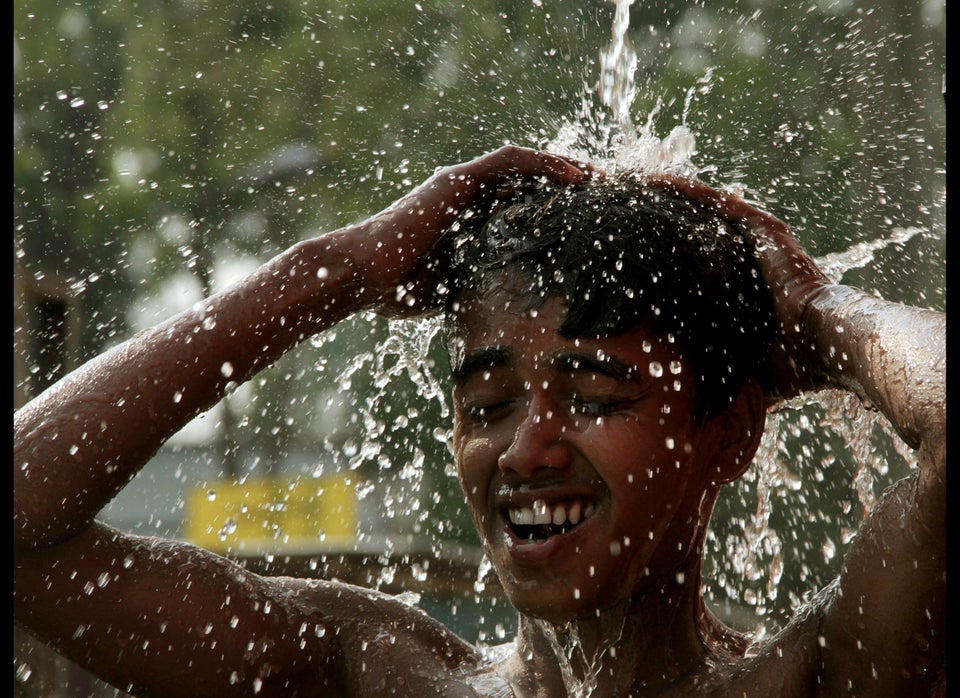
802, 287, 944, 695
647, 174, 945, 694
14, 146, 595, 696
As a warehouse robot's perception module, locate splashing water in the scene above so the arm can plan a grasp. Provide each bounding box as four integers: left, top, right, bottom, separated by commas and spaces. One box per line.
549, 0, 705, 177
813, 226, 928, 283
474, 552, 496, 596
597, 0, 637, 135
325, 0, 927, 648
533, 616, 627, 698
715, 388, 919, 633
323, 311, 451, 472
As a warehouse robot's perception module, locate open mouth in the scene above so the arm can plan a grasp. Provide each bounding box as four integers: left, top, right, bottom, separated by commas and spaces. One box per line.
506, 498, 596, 543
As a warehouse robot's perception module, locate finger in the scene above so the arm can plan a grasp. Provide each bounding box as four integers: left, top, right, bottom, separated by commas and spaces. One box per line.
644, 174, 793, 240
490, 146, 600, 185
644, 174, 737, 214
541, 153, 604, 183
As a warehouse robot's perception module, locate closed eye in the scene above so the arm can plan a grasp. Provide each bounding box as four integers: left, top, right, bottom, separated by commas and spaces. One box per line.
465, 400, 515, 423
568, 398, 627, 418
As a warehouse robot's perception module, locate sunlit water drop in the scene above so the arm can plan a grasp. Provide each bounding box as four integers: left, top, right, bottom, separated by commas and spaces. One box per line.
293, 0, 933, 657
14, 661, 32, 683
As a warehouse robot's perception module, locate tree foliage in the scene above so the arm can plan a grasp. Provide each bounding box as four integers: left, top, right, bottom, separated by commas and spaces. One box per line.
14, 0, 945, 633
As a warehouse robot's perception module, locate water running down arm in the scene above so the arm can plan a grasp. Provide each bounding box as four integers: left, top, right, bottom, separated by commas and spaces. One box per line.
13, 147, 596, 697
646, 174, 945, 695
797, 287, 945, 695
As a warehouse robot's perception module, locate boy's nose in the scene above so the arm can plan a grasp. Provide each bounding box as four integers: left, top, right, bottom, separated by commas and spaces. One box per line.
497, 394, 572, 477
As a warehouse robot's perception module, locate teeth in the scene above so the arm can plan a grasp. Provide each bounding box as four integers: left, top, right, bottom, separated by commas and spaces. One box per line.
532, 500, 552, 526
508, 500, 595, 528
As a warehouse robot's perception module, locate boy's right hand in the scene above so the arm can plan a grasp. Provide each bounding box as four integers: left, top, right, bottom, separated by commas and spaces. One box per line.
644, 174, 834, 402
340, 145, 599, 317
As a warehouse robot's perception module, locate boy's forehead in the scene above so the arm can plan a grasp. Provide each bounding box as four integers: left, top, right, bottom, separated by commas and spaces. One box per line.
450, 288, 568, 347
448, 291, 678, 379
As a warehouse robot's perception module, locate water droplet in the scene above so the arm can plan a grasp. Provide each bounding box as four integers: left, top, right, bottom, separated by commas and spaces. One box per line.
648, 361, 663, 377
218, 519, 238, 541
14, 662, 32, 683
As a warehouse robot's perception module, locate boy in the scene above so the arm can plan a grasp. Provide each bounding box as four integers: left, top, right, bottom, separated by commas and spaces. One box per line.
15, 146, 944, 696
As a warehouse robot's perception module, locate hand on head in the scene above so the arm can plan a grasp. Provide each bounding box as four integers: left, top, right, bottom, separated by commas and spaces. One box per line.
369, 146, 602, 318
643, 173, 833, 402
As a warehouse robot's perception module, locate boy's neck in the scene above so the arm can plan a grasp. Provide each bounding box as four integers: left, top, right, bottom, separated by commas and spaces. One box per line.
505, 563, 744, 696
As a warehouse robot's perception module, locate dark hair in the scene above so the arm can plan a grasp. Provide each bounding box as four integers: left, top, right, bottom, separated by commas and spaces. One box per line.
443, 173, 776, 420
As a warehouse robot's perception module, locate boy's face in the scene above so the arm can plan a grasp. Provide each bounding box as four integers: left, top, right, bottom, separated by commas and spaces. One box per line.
451, 287, 724, 622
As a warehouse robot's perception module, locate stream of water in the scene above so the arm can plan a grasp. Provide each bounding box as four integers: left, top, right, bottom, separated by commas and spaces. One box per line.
325, 2, 928, 692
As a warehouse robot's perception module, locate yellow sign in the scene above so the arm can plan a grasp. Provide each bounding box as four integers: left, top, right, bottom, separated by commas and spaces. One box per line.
184, 473, 359, 555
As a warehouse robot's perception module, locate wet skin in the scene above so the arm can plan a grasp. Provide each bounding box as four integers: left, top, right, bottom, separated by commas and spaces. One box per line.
446, 279, 945, 696
451, 290, 755, 625
14, 148, 944, 697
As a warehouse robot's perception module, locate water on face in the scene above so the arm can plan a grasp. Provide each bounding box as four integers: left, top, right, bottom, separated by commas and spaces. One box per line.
355, 0, 932, 657
13, 2, 942, 694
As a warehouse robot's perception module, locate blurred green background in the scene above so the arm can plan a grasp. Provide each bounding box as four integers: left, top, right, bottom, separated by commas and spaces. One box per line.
14, 0, 944, 694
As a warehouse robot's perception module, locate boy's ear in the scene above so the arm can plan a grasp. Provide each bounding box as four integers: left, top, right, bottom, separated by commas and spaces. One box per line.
697, 378, 767, 486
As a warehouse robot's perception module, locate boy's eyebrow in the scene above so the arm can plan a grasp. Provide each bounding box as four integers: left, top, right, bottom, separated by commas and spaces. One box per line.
452, 345, 512, 386
551, 351, 636, 380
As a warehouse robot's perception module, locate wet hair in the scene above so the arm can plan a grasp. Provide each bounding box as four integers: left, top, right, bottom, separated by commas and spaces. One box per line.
442, 173, 776, 420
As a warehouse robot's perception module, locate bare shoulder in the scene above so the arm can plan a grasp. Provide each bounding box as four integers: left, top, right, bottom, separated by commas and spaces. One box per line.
817, 466, 945, 695
715, 465, 945, 697
276, 576, 491, 695
693, 587, 829, 698
15, 524, 487, 697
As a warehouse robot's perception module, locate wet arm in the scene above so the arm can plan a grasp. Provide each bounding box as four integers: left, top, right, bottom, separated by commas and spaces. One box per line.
801, 284, 945, 456
14, 146, 594, 695
15, 524, 348, 697
643, 172, 945, 455
14, 230, 364, 549
14, 146, 594, 549
806, 286, 945, 694
644, 173, 945, 691
736, 208, 946, 692
13, 233, 371, 695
